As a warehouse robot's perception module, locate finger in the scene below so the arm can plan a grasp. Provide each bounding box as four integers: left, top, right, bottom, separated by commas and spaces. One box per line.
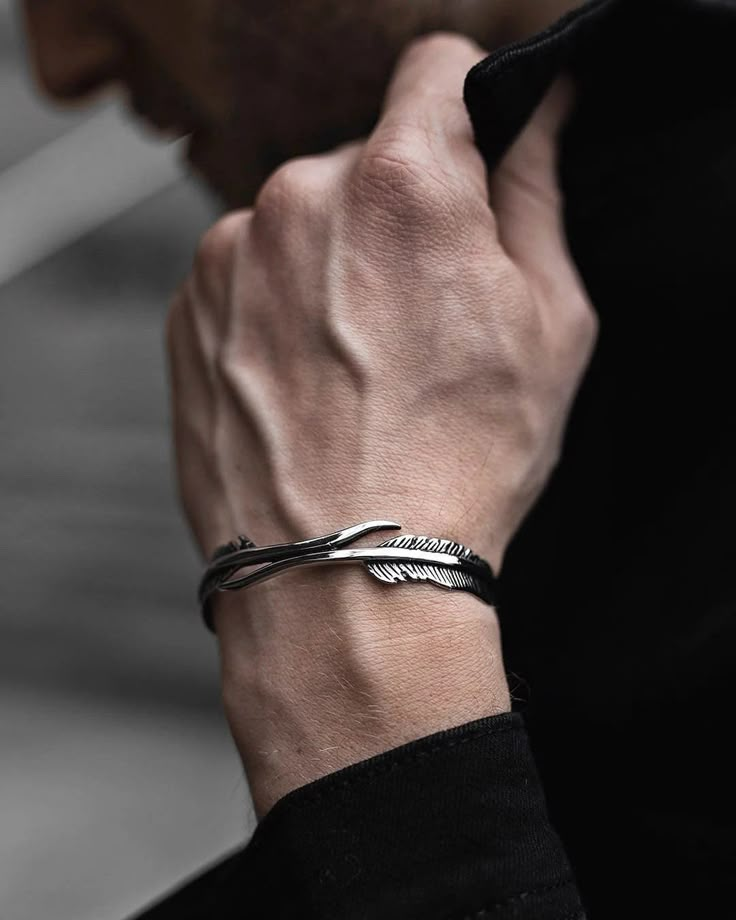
372, 33, 490, 190
489, 78, 575, 266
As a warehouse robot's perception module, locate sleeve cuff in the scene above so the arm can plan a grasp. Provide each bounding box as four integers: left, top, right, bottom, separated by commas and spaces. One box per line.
226, 712, 584, 919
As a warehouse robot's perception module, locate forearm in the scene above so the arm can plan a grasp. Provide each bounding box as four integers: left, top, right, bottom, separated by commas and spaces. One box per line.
215, 569, 510, 816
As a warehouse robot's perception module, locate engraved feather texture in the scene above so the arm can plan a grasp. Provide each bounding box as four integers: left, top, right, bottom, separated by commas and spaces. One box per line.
199, 524, 497, 633
366, 534, 495, 603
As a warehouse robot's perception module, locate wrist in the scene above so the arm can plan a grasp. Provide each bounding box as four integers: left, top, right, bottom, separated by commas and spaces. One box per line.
214, 567, 510, 816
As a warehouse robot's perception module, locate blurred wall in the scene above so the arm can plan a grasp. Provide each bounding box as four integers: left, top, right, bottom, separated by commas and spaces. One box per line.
0, 4, 250, 919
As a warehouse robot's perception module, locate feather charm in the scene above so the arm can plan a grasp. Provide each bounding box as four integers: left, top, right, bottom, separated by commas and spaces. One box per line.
365, 534, 496, 605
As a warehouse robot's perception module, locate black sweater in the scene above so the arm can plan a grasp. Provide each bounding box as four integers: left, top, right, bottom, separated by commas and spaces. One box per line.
135, 1, 736, 917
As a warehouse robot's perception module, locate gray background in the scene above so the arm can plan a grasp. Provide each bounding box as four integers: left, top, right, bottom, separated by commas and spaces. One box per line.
0, 4, 250, 918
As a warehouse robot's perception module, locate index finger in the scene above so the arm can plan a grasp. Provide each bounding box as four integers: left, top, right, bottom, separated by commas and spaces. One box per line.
372, 33, 489, 189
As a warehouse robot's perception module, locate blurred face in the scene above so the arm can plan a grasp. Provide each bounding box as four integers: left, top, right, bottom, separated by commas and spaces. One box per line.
22, 0, 577, 205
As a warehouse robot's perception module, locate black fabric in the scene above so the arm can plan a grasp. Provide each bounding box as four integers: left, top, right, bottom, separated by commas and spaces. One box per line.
135, 715, 583, 920
477, 1, 736, 917
135, 0, 736, 916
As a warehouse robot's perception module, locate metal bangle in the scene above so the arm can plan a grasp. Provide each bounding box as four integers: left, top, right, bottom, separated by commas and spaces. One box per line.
199, 520, 497, 632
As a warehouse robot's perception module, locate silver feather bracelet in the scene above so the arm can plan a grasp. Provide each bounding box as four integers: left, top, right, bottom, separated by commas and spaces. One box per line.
199, 520, 497, 632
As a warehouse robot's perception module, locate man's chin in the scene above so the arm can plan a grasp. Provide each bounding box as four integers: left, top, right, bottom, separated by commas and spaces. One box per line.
186, 130, 266, 208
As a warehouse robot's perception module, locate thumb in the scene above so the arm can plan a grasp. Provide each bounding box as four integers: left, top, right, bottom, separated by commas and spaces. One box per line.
489, 77, 574, 269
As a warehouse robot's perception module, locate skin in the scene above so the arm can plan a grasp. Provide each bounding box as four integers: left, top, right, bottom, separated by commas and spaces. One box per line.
22, 0, 581, 204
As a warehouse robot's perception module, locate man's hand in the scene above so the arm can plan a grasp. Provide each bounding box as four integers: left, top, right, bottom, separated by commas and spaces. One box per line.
167, 34, 596, 814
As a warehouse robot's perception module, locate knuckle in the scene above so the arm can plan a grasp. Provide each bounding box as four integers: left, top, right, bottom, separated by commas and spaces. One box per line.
196, 211, 246, 273
358, 146, 421, 190
353, 141, 449, 223
254, 157, 326, 220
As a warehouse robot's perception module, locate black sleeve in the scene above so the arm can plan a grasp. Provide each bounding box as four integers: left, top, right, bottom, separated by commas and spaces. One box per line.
134, 713, 585, 920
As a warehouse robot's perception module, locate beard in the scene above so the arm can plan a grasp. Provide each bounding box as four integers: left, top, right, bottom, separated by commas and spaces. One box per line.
201, 0, 471, 206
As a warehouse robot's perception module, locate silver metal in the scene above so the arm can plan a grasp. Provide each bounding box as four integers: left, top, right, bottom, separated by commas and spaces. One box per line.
199, 520, 496, 631
205, 520, 401, 578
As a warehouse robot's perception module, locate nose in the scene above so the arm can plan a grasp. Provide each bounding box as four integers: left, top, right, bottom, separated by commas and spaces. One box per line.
22, 0, 123, 101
